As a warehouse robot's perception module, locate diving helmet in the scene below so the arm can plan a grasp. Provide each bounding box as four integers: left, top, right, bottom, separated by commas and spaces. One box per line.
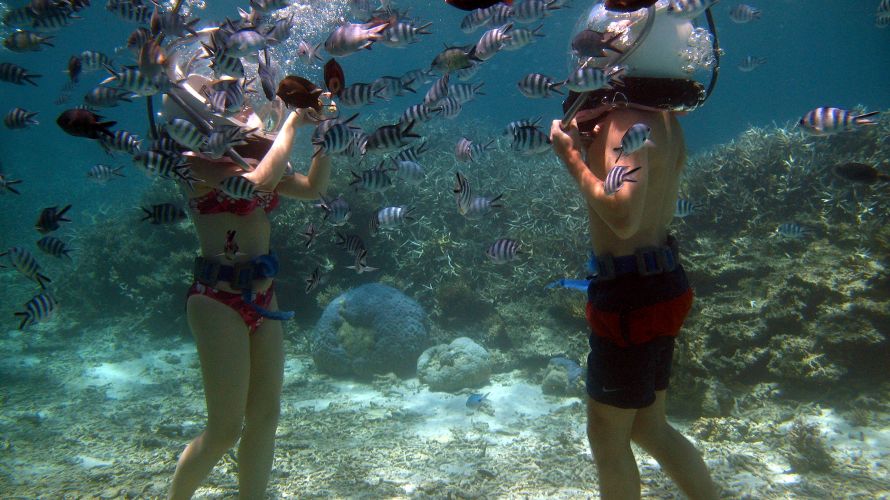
567, 0, 720, 111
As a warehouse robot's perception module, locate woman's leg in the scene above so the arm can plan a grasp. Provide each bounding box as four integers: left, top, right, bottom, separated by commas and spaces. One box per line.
238, 295, 285, 499
169, 294, 251, 500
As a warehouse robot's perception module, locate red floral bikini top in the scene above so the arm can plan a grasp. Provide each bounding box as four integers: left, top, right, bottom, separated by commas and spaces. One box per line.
189, 189, 280, 216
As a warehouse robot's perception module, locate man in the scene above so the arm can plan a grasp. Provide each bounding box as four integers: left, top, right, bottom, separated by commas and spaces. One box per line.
548, 1, 722, 497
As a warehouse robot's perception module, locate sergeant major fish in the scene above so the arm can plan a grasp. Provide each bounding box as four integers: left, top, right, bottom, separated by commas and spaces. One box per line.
36, 204, 72, 233
15, 292, 57, 330
1, 247, 51, 288
604, 166, 641, 195
324, 22, 389, 57
614, 123, 654, 162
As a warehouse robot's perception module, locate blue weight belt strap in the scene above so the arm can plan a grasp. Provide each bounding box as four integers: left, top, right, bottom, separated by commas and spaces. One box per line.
194, 253, 295, 321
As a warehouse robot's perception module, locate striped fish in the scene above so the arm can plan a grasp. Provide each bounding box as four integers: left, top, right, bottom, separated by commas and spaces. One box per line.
566, 65, 622, 93
106, 0, 152, 24
3, 6, 35, 28
3, 108, 39, 129
339, 82, 383, 107
474, 23, 512, 61
305, 267, 321, 293
1, 247, 51, 288
206, 79, 246, 116
323, 22, 388, 57
674, 199, 696, 218
370, 206, 414, 233
302, 223, 318, 248
80, 50, 115, 73
365, 121, 420, 153
220, 176, 258, 200
373, 75, 416, 100
380, 21, 433, 48
318, 194, 351, 226
133, 151, 186, 178
336, 232, 366, 256
504, 117, 541, 135
737, 55, 766, 72
31, 10, 77, 31
455, 61, 481, 81
15, 292, 57, 330
517, 73, 564, 98
296, 40, 323, 65
424, 74, 450, 106
314, 122, 354, 157
349, 165, 393, 193
87, 164, 125, 182
460, 7, 493, 34
614, 123, 654, 162
141, 203, 186, 224
448, 82, 485, 103
0, 62, 40, 86
346, 249, 378, 274
210, 53, 245, 79
798, 107, 880, 136
729, 4, 761, 23
36, 205, 72, 234
454, 172, 473, 215
102, 66, 160, 96
878, 0, 890, 27
488, 4, 514, 26
513, 0, 561, 24
465, 194, 504, 219
37, 236, 72, 259
438, 96, 463, 119
667, 0, 716, 18
400, 103, 441, 125
392, 160, 425, 184
502, 24, 544, 51
395, 141, 430, 163
486, 238, 520, 264
455, 137, 474, 162
401, 68, 434, 91
604, 166, 641, 195
776, 223, 807, 238
511, 125, 552, 155
3, 31, 54, 52
0, 174, 23, 194
99, 130, 142, 155
84, 87, 135, 108
166, 118, 206, 151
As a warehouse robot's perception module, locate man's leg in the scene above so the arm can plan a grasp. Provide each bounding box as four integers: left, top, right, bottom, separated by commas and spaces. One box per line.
630, 391, 718, 500
586, 397, 640, 500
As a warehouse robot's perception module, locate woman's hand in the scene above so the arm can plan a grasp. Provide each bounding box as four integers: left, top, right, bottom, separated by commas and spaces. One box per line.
550, 119, 583, 161
293, 107, 322, 128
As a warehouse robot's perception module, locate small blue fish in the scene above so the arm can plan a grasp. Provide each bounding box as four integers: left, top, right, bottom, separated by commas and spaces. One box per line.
604, 166, 641, 196
544, 278, 591, 292
466, 392, 489, 410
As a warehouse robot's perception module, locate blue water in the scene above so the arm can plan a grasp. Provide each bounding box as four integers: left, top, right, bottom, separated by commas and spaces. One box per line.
1, 1, 889, 496
1, 0, 888, 249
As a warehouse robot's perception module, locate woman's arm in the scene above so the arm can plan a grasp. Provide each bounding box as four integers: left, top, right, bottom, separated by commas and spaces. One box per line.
275, 151, 332, 200
551, 115, 649, 240
242, 108, 317, 191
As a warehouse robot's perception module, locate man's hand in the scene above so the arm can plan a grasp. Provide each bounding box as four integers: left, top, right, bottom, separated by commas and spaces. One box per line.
550, 119, 583, 161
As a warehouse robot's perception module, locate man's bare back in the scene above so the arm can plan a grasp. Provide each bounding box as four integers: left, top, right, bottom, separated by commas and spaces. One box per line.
552, 108, 686, 257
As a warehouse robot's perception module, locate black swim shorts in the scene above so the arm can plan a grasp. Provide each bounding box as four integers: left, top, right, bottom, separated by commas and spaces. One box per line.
586, 334, 675, 409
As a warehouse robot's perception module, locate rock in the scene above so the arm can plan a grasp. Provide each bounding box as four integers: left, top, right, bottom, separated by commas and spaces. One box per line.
311, 283, 429, 379
541, 357, 585, 397
417, 337, 491, 392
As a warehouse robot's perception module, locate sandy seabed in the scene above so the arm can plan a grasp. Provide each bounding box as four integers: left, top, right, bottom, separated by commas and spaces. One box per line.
1, 321, 888, 499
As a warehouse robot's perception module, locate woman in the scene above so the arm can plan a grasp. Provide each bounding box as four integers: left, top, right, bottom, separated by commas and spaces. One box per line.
164, 75, 332, 499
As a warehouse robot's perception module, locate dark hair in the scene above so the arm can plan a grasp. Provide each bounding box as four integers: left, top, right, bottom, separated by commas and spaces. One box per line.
605, 0, 658, 12
233, 134, 275, 161
562, 77, 707, 115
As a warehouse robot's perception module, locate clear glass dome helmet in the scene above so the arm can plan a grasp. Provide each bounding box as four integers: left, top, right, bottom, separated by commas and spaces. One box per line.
568, 0, 718, 82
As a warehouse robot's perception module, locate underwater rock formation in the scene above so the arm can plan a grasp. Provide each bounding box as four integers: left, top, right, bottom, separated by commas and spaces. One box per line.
311, 283, 428, 379
416, 336, 491, 391
541, 357, 584, 397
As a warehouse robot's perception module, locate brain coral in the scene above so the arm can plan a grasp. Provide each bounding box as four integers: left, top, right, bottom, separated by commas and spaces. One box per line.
310, 283, 429, 379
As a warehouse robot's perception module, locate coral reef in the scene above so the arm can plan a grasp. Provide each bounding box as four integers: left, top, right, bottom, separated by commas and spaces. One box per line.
311, 283, 429, 379
786, 419, 835, 473
541, 357, 585, 397
48, 108, 889, 413
416, 337, 491, 392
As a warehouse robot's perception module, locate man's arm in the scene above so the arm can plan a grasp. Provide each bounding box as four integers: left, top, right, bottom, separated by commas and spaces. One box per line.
551, 115, 649, 240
